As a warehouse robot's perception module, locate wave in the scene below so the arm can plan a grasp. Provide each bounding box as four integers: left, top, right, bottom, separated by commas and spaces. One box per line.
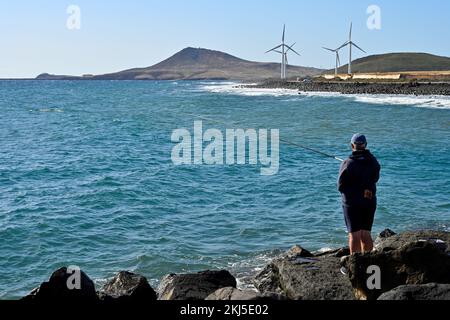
352, 94, 450, 109
199, 83, 299, 97
29, 108, 64, 113
317, 247, 334, 253
198, 82, 450, 109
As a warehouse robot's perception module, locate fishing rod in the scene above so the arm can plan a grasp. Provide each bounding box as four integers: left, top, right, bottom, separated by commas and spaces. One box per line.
279, 138, 344, 162
183, 112, 345, 163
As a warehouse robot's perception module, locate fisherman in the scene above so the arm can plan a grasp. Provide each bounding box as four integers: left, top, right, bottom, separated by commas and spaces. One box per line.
338, 134, 381, 255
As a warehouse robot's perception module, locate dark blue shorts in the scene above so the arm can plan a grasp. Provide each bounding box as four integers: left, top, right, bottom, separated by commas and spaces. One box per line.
343, 204, 376, 233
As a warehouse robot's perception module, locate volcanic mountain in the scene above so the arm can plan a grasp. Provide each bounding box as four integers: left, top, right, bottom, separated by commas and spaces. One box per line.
36, 47, 323, 81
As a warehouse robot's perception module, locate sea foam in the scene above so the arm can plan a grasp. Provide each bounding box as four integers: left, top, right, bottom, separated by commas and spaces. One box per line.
199, 82, 450, 109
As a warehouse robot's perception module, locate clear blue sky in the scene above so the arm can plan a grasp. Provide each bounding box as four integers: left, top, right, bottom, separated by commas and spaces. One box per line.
1, 0, 449, 78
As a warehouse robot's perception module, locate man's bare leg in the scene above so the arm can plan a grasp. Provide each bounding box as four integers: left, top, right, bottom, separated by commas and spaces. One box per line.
349, 231, 362, 254
360, 230, 374, 253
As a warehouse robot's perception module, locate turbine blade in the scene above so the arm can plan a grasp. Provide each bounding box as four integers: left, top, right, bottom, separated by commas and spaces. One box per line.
349, 22, 352, 40
265, 44, 282, 53
337, 52, 341, 66
337, 41, 349, 50
282, 24, 285, 42
351, 42, 366, 53
322, 47, 335, 52
285, 43, 296, 53
285, 44, 300, 56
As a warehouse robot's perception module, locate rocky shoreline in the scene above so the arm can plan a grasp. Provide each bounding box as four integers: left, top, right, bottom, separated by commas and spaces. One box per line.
247, 80, 450, 96
20, 229, 450, 301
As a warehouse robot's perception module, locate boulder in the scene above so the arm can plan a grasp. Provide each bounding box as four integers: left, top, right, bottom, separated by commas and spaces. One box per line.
374, 230, 449, 253
22, 267, 98, 301
99, 271, 157, 301
284, 245, 314, 258
254, 263, 285, 295
205, 287, 260, 300
205, 287, 287, 300
374, 228, 396, 243
378, 283, 450, 300
254, 246, 354, 300
157, 270, 237, 300
374, 228, 397, 247
344, 241, 450, 300
379, 228, 397, 238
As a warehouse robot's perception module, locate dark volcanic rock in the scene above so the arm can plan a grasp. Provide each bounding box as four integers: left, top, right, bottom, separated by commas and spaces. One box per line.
374, 228, 397, 247
205, 287, 260, 300
344, 241, 450, 300
99, 271, 157, 301
157, 270, 237, 300
378, 283, 450, 300
205, 287, 287, 300
254, 246, 354, 300
254, 230, 450, 301
251, 80, 450, 96
254, 263, 285, 295
379, 228, 397, 239
22, 267, 98, 301
374, 230, 449, 253
283, 245, 314, 258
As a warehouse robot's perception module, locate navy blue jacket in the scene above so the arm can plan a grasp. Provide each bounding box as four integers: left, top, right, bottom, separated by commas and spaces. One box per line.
338, 150, 380, 207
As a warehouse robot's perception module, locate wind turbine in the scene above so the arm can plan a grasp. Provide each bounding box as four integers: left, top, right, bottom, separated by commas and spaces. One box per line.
323, 46, 341, 76
272, 43, 298, 69
266, 25, 300, 79
337, 23, 366, 74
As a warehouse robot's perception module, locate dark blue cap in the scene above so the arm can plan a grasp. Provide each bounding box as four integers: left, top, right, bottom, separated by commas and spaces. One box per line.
351, 134, 367, 146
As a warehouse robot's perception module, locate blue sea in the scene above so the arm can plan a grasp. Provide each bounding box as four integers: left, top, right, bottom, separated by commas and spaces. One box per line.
1, 80, 449, 299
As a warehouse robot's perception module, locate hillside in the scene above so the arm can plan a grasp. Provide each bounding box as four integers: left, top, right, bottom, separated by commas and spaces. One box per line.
333, 53, 450, 74
37, 47, 322, 81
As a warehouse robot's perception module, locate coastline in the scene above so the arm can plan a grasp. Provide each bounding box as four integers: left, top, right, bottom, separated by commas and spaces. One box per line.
18, 229, 450, 301
3, 77, 450, 97
246, 79, 450, 96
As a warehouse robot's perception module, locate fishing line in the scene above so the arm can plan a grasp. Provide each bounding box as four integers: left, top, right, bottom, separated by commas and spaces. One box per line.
183, 112, 344, 163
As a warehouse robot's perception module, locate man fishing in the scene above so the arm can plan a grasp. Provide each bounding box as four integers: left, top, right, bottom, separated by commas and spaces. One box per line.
338, 134, 381, 255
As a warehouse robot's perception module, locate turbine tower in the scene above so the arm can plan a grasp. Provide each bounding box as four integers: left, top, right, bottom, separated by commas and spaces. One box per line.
337, 23, 366, 74
266, 25, 300, 80
322, 46, 341, 76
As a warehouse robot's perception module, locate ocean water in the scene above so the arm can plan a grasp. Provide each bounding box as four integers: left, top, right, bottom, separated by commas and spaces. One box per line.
0, 80, 449, 299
